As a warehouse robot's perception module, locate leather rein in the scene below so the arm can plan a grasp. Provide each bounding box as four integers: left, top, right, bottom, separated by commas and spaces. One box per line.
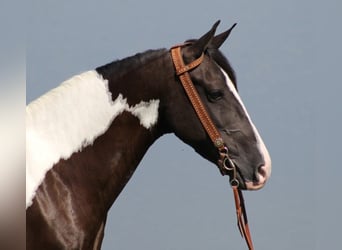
170, 44, 254, 250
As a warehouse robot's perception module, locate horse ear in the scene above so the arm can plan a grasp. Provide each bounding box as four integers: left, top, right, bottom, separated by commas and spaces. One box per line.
209, 23, 237, 49
185, 20, 220, 58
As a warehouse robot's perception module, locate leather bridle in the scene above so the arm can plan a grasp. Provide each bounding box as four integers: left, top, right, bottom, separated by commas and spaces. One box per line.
170, 44, 254, 250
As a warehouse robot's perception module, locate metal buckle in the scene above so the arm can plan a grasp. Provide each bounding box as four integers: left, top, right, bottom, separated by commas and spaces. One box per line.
223, 156, 235, 171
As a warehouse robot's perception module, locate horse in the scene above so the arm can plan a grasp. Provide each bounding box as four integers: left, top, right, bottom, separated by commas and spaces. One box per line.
26, 21, 271, 250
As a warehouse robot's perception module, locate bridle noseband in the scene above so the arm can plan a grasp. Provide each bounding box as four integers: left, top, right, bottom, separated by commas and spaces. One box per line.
170, 44, 254, 250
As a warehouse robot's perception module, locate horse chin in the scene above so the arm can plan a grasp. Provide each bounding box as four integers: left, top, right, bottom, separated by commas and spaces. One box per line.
236, 172, 267, 191
244, 181, 266, 190
228, 170, 247, 190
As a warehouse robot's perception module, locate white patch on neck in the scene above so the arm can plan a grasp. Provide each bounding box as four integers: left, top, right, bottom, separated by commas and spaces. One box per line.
128, 99, 159, 128
220, 68, 272, 177
26, 70, 159, 208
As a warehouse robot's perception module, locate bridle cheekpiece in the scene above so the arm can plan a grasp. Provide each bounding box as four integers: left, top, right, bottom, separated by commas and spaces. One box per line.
170, 44, 254, 250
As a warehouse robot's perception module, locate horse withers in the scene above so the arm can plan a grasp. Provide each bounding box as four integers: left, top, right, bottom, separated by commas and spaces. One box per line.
26, 21, 271, 249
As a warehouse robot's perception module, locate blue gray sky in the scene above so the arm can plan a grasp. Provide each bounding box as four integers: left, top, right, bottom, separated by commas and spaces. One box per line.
27, 1, 342, 249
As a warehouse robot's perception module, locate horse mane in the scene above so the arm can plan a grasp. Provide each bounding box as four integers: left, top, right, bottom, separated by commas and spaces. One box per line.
96, 48, 168, 81
95, 46, 236, 89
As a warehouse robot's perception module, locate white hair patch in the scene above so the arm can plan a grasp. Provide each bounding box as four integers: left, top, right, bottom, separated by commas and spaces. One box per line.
220, 68, 272, 179
26, 70, 159, 208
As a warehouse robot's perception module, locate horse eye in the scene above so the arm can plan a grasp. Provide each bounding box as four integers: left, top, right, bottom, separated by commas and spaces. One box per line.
207, 90, 223, 102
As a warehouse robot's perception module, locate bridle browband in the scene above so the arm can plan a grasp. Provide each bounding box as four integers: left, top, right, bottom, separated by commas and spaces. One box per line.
170, 44, 254, 250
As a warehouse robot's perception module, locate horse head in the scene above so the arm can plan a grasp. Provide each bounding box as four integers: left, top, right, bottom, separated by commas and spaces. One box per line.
164, 21, 271, 190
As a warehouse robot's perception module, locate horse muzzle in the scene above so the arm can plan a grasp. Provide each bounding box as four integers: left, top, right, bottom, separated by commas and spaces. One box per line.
218, 152, 271, 190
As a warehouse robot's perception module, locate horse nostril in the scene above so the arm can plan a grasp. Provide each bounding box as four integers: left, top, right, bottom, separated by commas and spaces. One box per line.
256, 165, 267, 184
245, 164, 270, 190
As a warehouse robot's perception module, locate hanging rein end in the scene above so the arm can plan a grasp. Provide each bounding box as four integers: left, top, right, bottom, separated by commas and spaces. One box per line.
232, 185, 254, 250
217, 146, 254, 250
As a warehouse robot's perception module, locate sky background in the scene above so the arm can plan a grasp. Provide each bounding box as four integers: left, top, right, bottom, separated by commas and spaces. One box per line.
27, 1, 342, 249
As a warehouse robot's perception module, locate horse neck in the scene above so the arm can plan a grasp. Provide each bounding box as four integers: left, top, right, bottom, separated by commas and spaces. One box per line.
27, 49, 174, 212
87, 112, 160, 209
89, 50, 173, 209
